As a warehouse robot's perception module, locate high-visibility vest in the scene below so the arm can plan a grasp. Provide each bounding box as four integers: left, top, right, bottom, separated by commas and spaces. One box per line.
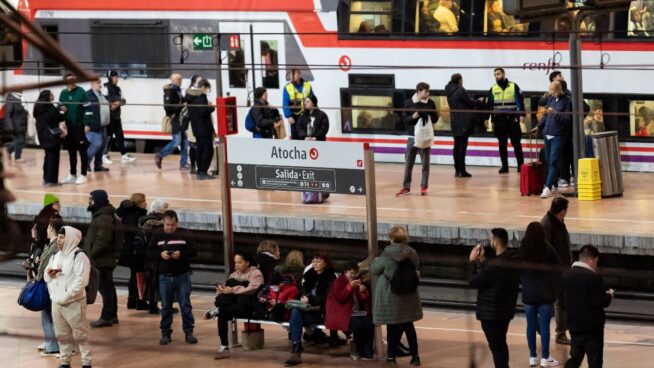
491, 82, 518, 111
285, 81, 312, 116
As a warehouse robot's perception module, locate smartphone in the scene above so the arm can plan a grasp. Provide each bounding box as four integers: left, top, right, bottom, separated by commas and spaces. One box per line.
607, 289, 615, 295
476, 243, 482, 254
167, 251, 174, 256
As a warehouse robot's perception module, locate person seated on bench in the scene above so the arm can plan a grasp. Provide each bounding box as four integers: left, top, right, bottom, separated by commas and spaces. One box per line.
284, 251, 336, 366
325, 261, 374, 360
265, 271, 299, 322
276, 250, 306, 285
214, 251, 264, 360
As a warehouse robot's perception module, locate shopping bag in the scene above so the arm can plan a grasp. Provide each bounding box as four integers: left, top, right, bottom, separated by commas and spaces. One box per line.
136, 272, 146, 300
274, 121, 287, 140
17, 280, 50, 312
161, 115, 173, 133
413, 117, 434, 149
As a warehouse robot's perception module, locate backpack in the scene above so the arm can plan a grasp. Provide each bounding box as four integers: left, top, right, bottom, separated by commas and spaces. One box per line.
390, 259, 419, 295
74, 249, 100, 304
245, 110, 256, 133
114, 215, 129, 266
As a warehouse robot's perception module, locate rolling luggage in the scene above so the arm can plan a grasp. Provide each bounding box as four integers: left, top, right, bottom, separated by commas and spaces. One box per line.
520, 135, 545, 196
301, 192, 329, 204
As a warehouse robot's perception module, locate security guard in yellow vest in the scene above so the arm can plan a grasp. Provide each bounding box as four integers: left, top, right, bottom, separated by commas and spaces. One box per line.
488, 67, 525, 174
283, 69, 315, 140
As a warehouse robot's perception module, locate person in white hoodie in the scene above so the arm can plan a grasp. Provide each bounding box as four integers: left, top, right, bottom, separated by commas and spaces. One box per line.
44, 226, 92, 368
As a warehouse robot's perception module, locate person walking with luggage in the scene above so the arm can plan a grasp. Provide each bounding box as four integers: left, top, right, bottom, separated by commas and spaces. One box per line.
532, 81, 572, 198
561, 245, 612, 368
4, 90, 28, 162
468, 228, 520, 368
44, 226, 93, 368
186, 79, 216, 180
446, 74, 485, 178
297, 95, 329, 141
85, 79, 111, 173
396, 82, 436, 197
372, 226, 422, 366
155, 73, 187, 170
84, 189, 118, 328
283, 68, 315, 140
519, 222, 561, 367
34, 90, 66, 186
488, 68, 526, 174
103, 71, 136, 165
59, 74, 91, 185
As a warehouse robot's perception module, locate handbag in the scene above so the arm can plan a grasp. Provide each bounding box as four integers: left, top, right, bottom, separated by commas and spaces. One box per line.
17, 279, 50, 312
413, 116, 434, 149
285, 299, 319, 311
274, 120, 287, 140
162, 115, 173, 133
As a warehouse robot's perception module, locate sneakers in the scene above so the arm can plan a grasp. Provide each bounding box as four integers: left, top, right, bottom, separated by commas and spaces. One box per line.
62, 175, 76, 184
185, 333, 198, 344
37, 343, 46, 351
197, 173, 217, 180
102, 155, 113, 165
558, 179, 569, 188
214, 345, 230, 360
159, 334, 171, 345
556, 333, 571, 345
204, 307, 220, 320
154, 153, 162, 169
179, 164, 190, 171
420, 186, 427, 196
40, 351, 60, 357
395, 188, 410, 197
540, 187, 553, 198
530, 357, 539, 367
90, 319, 112, 328
122, 154, 136, 163
75, 175, 87, 185
541, 357, 559, 367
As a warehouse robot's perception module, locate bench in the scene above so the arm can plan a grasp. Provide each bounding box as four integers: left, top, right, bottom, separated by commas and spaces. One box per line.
231, 318, 326, 350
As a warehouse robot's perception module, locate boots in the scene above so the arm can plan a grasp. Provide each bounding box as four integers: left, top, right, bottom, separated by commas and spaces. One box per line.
285, 342, 303, 366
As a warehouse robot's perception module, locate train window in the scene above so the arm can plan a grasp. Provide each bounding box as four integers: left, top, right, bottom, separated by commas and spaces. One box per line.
260, 40, 279, 89
41, 25, 60, 76
0, 6, 23, 69
414, 0, 465, 34
228, 47, 246, 88
579, 13, 610, 38
484, 0, 528, 34
627, 2, 654, 37
631, 100, 654, 137
349, 1, 392, 33
584, 99, 606, 135
431, 95, 452, 131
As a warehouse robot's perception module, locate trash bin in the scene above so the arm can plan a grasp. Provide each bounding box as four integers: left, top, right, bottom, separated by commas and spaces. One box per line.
591, 131, 624, 197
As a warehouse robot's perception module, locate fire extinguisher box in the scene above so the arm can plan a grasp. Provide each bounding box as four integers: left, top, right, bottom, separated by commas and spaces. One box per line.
216, 96, 238, 136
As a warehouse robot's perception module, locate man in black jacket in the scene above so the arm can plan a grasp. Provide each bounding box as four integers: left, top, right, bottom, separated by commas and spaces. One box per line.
468, 228, 520, 368
147, 210, 198, 345
103, 70, 136, 164
396, 82, 437, 197
541, 197, 572, 344
156, 73, 188, 170
561, 245, 612, 368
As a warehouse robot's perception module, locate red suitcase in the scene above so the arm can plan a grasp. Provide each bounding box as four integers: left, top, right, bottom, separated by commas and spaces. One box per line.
520, 135, 545, 196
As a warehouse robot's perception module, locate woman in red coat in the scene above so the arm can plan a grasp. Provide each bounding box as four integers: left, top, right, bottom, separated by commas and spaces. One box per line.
325, 262, 373, 360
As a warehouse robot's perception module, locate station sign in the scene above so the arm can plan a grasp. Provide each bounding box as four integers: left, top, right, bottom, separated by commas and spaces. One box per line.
192, 34, 213, 50
226, 137, 366, 195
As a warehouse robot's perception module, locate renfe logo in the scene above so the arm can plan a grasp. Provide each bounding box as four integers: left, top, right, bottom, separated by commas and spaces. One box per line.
271, 146, 307, 160
309, 148, 319, 160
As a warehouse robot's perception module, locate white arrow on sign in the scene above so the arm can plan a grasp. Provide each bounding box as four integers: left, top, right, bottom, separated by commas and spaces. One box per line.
231, 180, 235, 185
358, 187, 363, 193
193, 37, 202, 46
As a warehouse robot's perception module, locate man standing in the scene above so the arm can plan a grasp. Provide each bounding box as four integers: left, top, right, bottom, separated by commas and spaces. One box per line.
396, 82, 436, 197
283, 69, 315, 140
85, 79, 111, 173
84, 189, 118, 328
561, 245, 613, 368
4, 90, 28, 162
59, 73, 90, 185
44, 226, 93, 368
155, 73, 188, 170
468, 228, 520, 368
488, 67, 526, 174
147, 210, 198, 345
103, 70, 136, 165
541, 197, 572, 345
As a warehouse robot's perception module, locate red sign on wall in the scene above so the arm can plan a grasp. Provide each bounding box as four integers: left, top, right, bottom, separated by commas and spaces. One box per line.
216, 96, 238, 136
229, 35, 240, 50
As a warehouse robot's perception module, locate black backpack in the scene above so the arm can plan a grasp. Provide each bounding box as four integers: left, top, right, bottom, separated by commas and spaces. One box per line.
390, 259, 419, 294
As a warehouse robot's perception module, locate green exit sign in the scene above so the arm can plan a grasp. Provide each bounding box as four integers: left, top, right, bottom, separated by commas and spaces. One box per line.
192, 34, 214, 50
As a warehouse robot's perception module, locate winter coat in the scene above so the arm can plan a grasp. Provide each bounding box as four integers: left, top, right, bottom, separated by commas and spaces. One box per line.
104, 82, 125, 120
267, 282, 299, 321
541, 211, 572, 265
227, 266, 265, 295
255, 252, 279, 285
402, 93, 437, 135
36, 239, 59, 281
297, 109, 329, 141
34, 101, 65, 149
372, 243, 423, 324
300, 267, 336, 313
186, 88, 215, 139
537, 95, 573, 137
325, 274, 371, 331
250, 99, 279, 139
83, 204, 117, 269
115, 200, 148, 268
561, 262, 612, 332
4, 92, 28, 134
85, 89, 110, 132
134, 213, 164, 273
44, 226, 90, 306
521, 245, 561, 305
146, 228, 197, 276
163, 83, 183, 133
445, 82, 486, 138
468, 248, 520, 322
59, 86, 89, 127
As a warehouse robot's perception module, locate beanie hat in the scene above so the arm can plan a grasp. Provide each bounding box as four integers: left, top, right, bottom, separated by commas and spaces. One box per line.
43, 193, 60, 207
90, 189, 109, 208
108, 70, 119, 78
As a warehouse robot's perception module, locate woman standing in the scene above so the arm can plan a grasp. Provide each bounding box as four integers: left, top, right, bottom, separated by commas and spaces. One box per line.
296, 95, 329, 141
187, 79, 216, 180
251, 87, 283, 139
34, 90, 66, 186
519, 222, 561, 367
116, 193, 149, 310
372, 226, 422, 366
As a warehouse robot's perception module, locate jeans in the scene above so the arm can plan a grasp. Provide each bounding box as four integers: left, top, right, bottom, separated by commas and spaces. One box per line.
453, 135, 469, 174
65, 125, 89, 176
402, 137, 430, 189
525, 303, 553, 359
544, 136, 563, 189
86, 130, 106, 169
41, 306, 60, 353
494, 118, 524, 168
159, 272, 194, 335
43, 147, 60, 184
349, 315, 374, 356
159, 132, 188, 166
481, 319, 511, 368
9, 133, 25, 159
565, 330, 604, 368
98, 267, 117, 321
387, 322, 418, 359
289, 308, 323, 343
105, 118, 126, 155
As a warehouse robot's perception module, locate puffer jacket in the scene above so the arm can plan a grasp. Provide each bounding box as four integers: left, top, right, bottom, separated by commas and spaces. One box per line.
186, 87, 215, 139
83, 204, 117, 269
163, 83, 183, 133
468, 248, 520, 322
44, 226, 90, 306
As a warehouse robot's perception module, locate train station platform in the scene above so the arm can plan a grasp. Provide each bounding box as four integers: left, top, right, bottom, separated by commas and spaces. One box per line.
4, 149, 654, 255
1, 280, 653, 368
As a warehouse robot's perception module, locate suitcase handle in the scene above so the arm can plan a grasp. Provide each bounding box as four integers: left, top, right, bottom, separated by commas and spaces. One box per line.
529, 132, 538, 164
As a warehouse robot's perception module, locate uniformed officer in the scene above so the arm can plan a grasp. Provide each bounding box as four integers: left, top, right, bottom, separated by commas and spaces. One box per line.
282, 69, 315, 140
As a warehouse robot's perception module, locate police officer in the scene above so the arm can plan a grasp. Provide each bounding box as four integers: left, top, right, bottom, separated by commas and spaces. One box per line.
488, 68, 526, 174
283, 69, 315, 140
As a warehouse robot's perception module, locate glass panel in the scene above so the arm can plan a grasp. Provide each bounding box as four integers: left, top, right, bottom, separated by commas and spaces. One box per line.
415, 0, 463, 34
349, 95, 397, 132
631, 100, 654, 137
431, 96, 451, 131
228, 45, 246, 88
260, 40, 279, 89
627, 2, 654, 37
484, 0, 528, 34
350, 14, 392, 33
584, 100, 605, 135
580, 13, 610, 37
351, 1, 392, 12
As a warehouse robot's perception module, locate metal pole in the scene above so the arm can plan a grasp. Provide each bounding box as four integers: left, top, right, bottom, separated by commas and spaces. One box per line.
364, 143, 382, 359
215, 34, 224, 97
569, 14, 585, 193
218, 135, 234, 280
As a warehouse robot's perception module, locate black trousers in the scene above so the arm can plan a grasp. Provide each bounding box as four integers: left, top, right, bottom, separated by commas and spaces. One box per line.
98, 267, 118, 321
481, 320, 511, 368
387, 322, 418, 359
189, 142, 197, 170
65, 125, 88, 176
494, 119, 524, 168
558, 134, 574, 182
195, 136, 213, 174
349, 315, 374, 356
106, 118, 126, 155
43, 147, 60, 184
453, 135, 469, 174
565, 330, 604, 368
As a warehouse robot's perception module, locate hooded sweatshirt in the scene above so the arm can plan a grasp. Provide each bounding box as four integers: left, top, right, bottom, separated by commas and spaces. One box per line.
44, 226, 90, 306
